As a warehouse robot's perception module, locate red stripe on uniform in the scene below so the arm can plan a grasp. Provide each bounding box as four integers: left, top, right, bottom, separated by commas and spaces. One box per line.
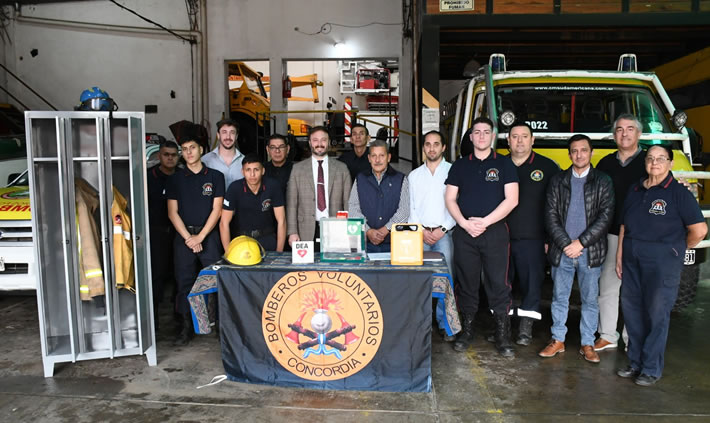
663, 175, 673, 188
528, 151, 535, 164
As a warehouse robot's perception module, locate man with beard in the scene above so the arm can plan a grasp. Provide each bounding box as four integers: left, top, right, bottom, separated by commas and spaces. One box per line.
408, 130, 456, 340
287, 126, 352, 251
202, 118, 245, 190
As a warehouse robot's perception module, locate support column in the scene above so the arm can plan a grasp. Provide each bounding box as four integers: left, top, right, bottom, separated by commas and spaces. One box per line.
269, 58, 288, 136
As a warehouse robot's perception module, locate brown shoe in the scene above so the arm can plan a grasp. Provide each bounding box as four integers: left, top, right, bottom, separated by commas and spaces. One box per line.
580, 345, 600, 363
593, 338, 618, 351
539, 340, 565, 358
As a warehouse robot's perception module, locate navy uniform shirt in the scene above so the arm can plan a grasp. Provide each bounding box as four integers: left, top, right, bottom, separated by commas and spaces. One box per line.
506, 152, 560, 240
622, 173, 704, 251
338, 148, 371, 181
264, 160, 293, 199
445, 150, 519, 218
147, 165, 172, 228
166, 165, 225, 226
223, 176, 284, 236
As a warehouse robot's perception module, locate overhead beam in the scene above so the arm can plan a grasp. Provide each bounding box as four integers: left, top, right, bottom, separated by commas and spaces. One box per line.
425, 12, 710, 28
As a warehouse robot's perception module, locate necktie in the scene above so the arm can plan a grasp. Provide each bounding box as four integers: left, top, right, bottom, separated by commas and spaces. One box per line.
317, 160, 326, 212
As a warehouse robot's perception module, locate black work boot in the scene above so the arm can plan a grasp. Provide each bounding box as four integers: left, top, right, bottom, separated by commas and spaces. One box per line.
173, 313, 193, 346
516, 317, 534, 346
453, 313, 475, 352
173, 312, 184, 337
493, 313, 515, 357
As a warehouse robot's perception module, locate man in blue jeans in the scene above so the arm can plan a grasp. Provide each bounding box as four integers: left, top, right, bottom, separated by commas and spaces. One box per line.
539, 134, 614, 363
409, 131, 456, 340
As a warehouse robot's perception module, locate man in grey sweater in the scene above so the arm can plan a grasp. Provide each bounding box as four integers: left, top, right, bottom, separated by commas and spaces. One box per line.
538, 134, 614, 363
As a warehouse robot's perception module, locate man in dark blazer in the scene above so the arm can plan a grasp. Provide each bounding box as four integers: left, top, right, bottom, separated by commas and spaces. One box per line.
287, 126, 352, 249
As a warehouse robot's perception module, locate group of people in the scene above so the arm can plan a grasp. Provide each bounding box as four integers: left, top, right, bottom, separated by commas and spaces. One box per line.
146, 113, 706, 387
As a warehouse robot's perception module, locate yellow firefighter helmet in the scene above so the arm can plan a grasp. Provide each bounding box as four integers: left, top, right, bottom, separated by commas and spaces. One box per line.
224, 235, 265, 266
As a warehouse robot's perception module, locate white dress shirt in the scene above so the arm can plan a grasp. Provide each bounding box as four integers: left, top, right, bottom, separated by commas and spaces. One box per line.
408, 160, 456, 231
311, 156, 330, 221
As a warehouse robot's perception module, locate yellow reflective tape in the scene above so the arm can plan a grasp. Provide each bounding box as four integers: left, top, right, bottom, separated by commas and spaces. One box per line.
85, 269, 103, 278
79, 285, 89, 293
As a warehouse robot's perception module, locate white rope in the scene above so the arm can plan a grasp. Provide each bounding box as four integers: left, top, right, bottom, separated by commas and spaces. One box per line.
196, 374, 227, 389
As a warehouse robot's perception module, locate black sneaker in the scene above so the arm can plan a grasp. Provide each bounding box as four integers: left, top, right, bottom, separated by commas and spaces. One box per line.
634, 373, 659, 386
616, 365, 640, 378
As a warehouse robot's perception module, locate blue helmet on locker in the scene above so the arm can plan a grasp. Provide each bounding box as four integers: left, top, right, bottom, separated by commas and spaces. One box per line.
77, 87, 118, 111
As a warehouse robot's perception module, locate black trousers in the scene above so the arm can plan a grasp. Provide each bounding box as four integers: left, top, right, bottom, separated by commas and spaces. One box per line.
174, 230, 221, 315
510, 238, 546, 319
150, 226, 175, 310
453, 221, 512, 316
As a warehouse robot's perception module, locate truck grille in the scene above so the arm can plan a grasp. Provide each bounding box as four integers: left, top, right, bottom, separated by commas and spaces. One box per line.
0, 222, 33, 244
0, 263, 29, 274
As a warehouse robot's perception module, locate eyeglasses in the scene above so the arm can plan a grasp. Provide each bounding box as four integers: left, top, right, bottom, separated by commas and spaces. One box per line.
268, 145, 288, 151
645, 156, 670, 164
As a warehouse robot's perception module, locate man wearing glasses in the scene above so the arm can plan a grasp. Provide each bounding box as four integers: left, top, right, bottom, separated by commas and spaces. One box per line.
594, 114, 647, 353
264, 134, 293, 199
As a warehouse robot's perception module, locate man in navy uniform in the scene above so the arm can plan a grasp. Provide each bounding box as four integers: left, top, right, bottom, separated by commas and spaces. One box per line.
506, 123, 560, 345
167, 135, 224, 346
220, 154, 286, 252
445, 117, 519, 357
147, 140, 179, 330
264, 134, 293, 200
338, 123, 372, 181
348, 139, 409, 253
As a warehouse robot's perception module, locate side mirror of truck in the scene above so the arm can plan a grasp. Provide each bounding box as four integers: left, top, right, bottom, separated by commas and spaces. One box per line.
672, 110, 688, 131
6, 173, 19, 185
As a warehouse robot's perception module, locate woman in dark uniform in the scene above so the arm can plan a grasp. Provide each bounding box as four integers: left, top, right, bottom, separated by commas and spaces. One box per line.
615, 144, 707, 386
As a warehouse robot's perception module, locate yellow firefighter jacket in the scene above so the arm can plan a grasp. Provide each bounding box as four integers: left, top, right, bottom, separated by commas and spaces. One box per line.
75, 178, 104, 301
112, 186, 135, 292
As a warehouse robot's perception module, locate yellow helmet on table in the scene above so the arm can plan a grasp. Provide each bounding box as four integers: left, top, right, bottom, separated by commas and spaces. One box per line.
224, 236, 265, 265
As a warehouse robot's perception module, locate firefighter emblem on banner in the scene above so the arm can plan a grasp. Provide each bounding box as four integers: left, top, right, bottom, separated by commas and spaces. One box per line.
262, 271, 383, 381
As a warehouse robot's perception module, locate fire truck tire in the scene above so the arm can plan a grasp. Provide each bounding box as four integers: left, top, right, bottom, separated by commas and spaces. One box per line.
673, 264, 699, 312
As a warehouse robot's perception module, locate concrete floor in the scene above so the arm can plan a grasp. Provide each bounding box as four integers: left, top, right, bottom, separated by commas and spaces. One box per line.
2, 274, 710, 423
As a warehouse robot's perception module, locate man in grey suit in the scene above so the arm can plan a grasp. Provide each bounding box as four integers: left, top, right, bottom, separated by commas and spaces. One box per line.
287, 126, 352, 249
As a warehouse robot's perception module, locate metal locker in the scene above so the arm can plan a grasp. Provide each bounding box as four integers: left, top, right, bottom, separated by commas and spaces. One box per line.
25, 111, 156, 377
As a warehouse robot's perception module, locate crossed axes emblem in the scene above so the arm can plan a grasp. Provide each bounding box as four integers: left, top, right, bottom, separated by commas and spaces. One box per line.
286, 312, 358, 355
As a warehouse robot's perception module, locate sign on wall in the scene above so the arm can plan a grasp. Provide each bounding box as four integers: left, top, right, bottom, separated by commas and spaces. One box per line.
440, 0, 474, 11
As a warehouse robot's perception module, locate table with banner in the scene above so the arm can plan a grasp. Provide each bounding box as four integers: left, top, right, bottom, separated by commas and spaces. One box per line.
188, 252, 459, 392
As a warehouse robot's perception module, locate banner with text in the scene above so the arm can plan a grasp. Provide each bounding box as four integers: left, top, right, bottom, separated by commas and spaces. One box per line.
218, 268, 432, 392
